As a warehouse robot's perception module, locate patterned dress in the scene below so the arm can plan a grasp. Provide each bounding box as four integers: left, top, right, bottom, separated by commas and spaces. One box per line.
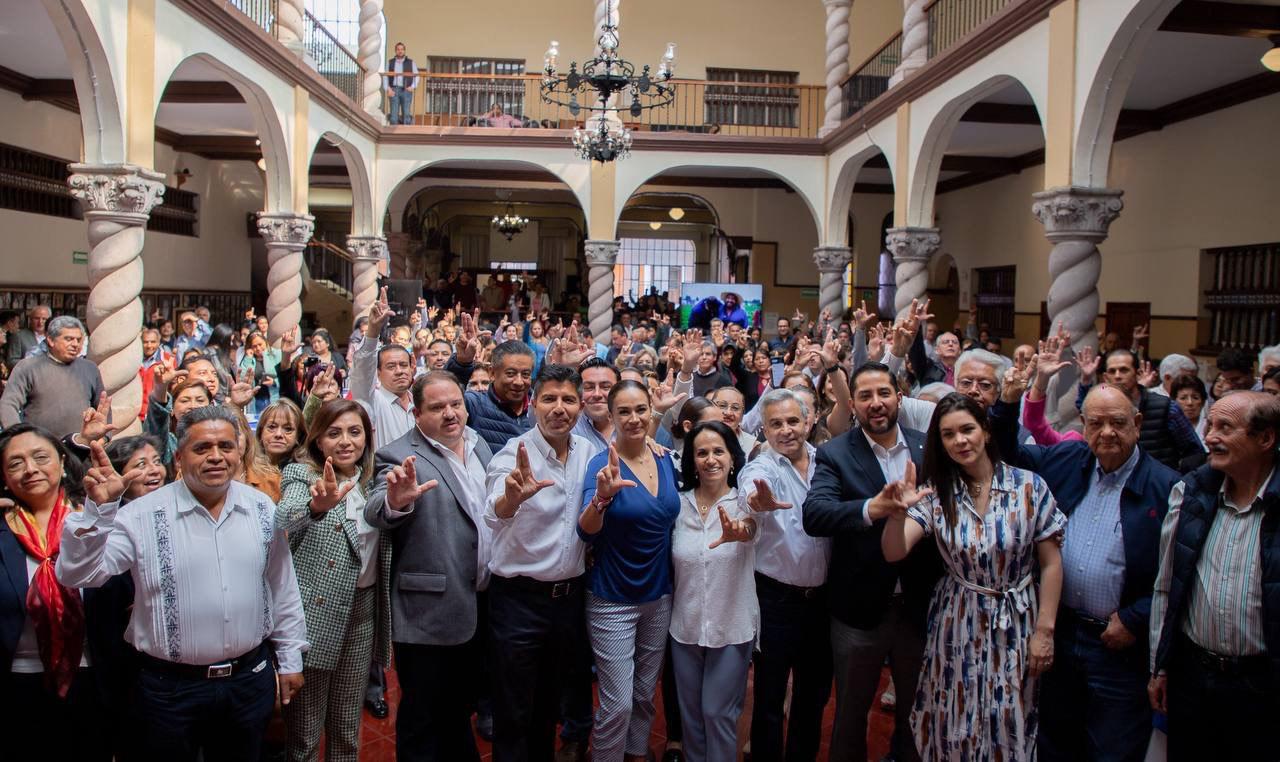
907, 462, 1067, 761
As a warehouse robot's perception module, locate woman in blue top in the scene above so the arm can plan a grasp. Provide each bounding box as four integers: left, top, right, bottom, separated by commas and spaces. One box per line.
579, 380, 681, 762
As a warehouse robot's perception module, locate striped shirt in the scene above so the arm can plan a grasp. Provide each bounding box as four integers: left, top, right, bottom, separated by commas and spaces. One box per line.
1150, 467, 1276, 670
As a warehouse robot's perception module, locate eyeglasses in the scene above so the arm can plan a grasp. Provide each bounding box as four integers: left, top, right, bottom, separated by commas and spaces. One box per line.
956, 378, 996, 393
713, 401, 744, 413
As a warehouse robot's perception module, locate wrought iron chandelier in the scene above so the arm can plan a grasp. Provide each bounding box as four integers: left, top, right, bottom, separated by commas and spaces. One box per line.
540, 0, 676, 162
491, 203, 530, 241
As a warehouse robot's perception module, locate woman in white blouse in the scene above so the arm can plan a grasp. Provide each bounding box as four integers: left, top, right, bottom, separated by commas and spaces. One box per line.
671, 420, 759, 762
276, 399, 391, 762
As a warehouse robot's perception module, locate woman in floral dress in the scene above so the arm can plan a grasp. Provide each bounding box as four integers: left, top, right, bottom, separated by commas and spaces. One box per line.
882, 393, 1065, 761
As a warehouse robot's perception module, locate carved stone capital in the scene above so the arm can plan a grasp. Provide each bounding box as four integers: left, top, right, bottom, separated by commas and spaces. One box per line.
68, 164, 166, 222
1032, 186, 1124, 243
257, 212, 316, 247
585, 239, 621, 268
885, 227, 941, 264
346, 234, 388, 261
812, 245, 852, 272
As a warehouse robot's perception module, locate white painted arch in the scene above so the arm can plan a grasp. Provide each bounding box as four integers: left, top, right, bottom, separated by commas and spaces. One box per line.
39, 0, 126, 164
824, 116, 899, 246
306, 108, 378, 234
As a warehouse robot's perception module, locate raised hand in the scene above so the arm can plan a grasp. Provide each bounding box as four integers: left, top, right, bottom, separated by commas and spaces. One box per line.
867, 460, 934, 520
1131, 323, 1149, 344
651, 384, 687, 414
385, 455, 439, 510
747, 479, 792, 512
82, 440, 145, 505
1137, 359, 1159, 389
853, 299, 876, 331
310, 364, 339, 401
594, 445, 638, 502
229, 367, 256, 409
867, 323, 887, 363
500, 443, 555, 514
1036, 335, 1072, 378
1076, 345, 1101, 381
455, 311, 481, 364
708, 506, 755, 549
310, 457, 356, 514
367, 287, 393, 337
79, 391, 121, 444
152, 365, 187, 402
280, 327, 299, 358
1001, 360, 1034, 404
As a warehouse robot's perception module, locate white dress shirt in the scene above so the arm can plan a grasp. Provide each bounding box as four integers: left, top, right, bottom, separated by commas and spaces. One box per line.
56, 480, 308, 673
422, 428, 492, 590
483, 426, 591, 582
350, 339, 415, 449
343, 481, 379, 589
862, 426, 910, 524
670, 488, 759, 648
738, 442, 831, 587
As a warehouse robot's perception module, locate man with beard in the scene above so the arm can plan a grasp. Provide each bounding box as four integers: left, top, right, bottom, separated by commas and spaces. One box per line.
803, 362, 940, 762
717, 292, 748, 329
741, 388, 833, 761
483, 364, 595, 761
59, 405, 307, 760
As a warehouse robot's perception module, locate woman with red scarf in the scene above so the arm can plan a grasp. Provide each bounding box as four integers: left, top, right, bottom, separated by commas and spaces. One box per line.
0, 423, 111, 761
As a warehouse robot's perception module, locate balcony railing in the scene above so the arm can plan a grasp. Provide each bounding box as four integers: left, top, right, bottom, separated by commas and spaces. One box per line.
381, 72, 826, 138
841, 33, 902, 119
227, 0, 365, 103
927, 0, 1014, 59
304, 239, 354, 297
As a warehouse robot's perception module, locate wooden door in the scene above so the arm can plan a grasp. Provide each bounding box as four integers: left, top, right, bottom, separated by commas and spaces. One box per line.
1105, 302, 1151, 350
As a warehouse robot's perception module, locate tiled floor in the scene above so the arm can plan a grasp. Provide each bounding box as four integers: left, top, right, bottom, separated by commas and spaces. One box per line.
352, 666, 896, 761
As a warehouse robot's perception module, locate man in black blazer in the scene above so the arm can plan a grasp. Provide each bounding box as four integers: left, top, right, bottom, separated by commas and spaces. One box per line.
803, 362, 941, 762
366, 370, 494, 762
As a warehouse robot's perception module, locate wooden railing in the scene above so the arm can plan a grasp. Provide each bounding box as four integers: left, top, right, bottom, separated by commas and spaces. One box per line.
381, 72, 827, 138
227, 0, 365, 104
304, 240, 354, 296
926, 0, 1014, 58
1203, 243, 1280, 354
841, 33, 902, 119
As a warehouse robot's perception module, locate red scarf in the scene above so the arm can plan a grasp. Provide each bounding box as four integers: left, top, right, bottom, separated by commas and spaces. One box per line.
7, 490, 85, 698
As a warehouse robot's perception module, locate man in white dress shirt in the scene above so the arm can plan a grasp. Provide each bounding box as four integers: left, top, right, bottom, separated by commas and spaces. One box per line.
484, 363, 595, 761
57, 405, 307, 762
351, 287, 417, 450
739, 388, 833, 762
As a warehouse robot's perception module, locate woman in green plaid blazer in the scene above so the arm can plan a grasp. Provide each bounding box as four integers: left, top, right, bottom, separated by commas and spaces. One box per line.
276, 399, 392, 762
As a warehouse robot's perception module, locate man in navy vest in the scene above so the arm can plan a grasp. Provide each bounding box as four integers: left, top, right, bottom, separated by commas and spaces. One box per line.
990, 378, 1179, 762
1149, 391, 1280, 761
446, 312, 534, 454
385, 42, 417, 125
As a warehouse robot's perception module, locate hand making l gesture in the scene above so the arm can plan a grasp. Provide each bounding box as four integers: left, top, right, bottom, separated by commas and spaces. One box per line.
747, 479, 792, 512
310, 457, 356, 514
497, 443, 555, 517
384, 455, 439, 511
594, 445, 638, 504
708, 506, 756, 549
82, 440, 146, 505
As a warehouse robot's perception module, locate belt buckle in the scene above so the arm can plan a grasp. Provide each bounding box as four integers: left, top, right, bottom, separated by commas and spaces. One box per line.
801, 587, 817, 599
551, 582, 571, 598
206, 662, 233, 679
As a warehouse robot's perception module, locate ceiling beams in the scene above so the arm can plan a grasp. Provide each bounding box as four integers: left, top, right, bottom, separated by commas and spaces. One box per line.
1159, 1, 1280, 38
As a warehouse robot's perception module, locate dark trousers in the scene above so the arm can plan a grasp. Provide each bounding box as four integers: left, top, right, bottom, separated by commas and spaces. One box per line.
1038, 614, 1152, 762
395, 638, 483, 762
0, 669, 112, 762
662, 636, 683, 743
829, 598, 923, 762
1167, 634, 1277, 762
750, 573, 833, 762
558, 634, 594, 744
133, 644, 277, 762
489, 574, 588, 762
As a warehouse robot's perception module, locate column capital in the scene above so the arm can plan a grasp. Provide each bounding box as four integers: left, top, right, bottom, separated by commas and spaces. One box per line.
346, 234, 388, 261
1032, 186, 1124, 243
68, 164, 166, 222
813, 245, 852, 272
257, 211, 316, 248
885, 227, 941, 264
585, 239, 621, 267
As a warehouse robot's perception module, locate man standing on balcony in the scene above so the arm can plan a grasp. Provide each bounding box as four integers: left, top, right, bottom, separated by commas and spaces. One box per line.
386, 42, 417, 126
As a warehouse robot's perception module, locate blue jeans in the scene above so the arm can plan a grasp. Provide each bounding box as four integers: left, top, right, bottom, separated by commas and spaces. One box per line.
388, 86, 412, 124
1038, 616, 1152, 762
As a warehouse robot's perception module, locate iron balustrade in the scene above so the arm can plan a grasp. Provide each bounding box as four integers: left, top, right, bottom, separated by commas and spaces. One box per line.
304, 239, 355, 296
926, 0, 1014, 59
301, 9, 365, 102
228, 0, 279, 36
841, 33, 903, 119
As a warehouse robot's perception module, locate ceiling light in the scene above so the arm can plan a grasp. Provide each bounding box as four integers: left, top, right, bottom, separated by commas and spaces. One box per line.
649, 221, 662, 230
668, 207, 685, 221
256, 158, 266, 171
1263, 42, 1280, 72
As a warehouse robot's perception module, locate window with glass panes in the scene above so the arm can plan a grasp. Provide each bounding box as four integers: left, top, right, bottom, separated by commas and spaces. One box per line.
705, 68, 799, 128
428, 57, 526, 117
616, 238, 696, 304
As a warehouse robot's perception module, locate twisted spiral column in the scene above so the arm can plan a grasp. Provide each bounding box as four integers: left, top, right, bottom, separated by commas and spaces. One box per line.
585, 240, 621, 342
820, 0, 852, 137
258, 212, 315, 343
277, 0, 306, 54
346, 234, 387, 321
358, 0, 385, 118
68, 164, 166, 434
813, 246, 852, 320
891, 0, 929, 85
886, 227, 941, 319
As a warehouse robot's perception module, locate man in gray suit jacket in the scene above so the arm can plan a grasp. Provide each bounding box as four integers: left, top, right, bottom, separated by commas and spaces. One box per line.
366, 369, 493, 762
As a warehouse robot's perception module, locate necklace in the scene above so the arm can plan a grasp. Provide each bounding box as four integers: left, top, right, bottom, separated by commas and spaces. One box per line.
619, 450, 655, 480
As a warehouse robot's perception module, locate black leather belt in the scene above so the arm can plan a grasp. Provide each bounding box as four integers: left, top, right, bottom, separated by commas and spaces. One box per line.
494, 574, 585, 599
139, 642, 269, 680
1064, 609, 1111, 635
1178, 633, 1268, 675
755, 572, 823, 600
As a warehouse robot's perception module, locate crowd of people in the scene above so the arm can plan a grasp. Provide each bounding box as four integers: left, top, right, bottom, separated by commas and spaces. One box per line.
0, 280, 1278, 762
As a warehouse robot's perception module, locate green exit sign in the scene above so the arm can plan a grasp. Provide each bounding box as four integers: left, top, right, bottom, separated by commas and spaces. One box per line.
72, 250, 88, 264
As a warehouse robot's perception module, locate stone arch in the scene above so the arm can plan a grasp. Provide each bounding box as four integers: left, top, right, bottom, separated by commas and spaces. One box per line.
309, 131, 376, 234
154, 53, 293, 213
38, 0, 125, 164
908, 74, 1045, 226
827, 141, 895, 247
1073, 0, 1181, 186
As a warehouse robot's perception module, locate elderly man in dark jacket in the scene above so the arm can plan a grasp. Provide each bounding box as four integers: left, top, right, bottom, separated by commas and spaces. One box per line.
992, 376, 1180, 762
